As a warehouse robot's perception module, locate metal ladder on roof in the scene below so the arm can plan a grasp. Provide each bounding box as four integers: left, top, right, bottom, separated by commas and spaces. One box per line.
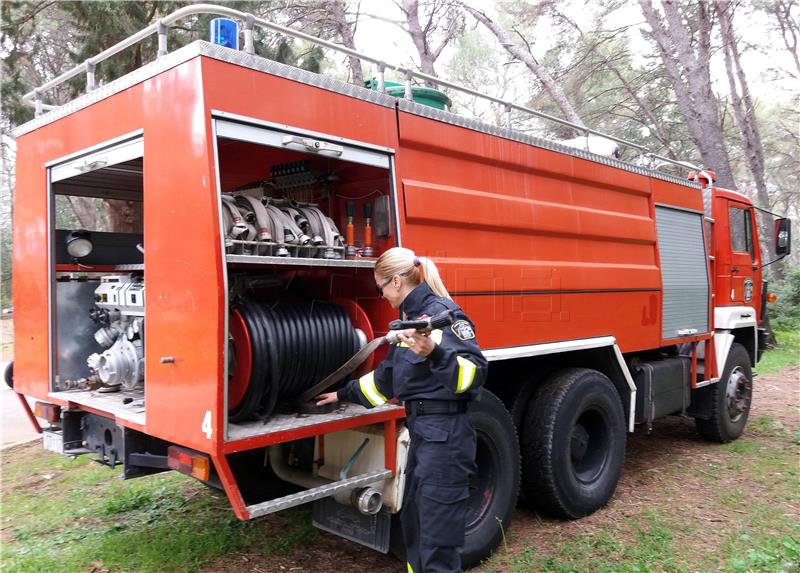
21, 3, 701, 179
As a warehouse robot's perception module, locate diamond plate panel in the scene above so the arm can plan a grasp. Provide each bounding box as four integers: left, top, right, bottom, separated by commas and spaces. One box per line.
227, 402, 404, 441
247, 469, 392, 518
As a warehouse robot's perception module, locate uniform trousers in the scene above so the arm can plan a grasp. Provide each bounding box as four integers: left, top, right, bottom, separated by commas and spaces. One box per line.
400, 410, 476, 573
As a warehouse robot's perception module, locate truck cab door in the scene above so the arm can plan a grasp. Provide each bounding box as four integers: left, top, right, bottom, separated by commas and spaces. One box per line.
722, 201, 761, 308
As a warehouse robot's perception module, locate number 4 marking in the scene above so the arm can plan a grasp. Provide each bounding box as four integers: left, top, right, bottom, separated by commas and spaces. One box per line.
201, 410, 212, 440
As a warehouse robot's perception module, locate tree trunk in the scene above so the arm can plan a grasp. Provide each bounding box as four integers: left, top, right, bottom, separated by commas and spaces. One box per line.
67, 196, 103, 230
103, 200, 143, 234
459, 2, 585, 127
399, 0, 438, 85
767, 0, 800, 77
638, 0, 736, 187
328, 0, 364, 85
715, 0, 780, 278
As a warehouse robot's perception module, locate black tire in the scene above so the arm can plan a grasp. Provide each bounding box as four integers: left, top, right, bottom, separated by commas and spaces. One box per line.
510, 381, 541, 509
521, 368, 626, 519
695, 343, 752, 443
462, 390, 520, 568
3, 361, 12, 389
390, 391, 520, 569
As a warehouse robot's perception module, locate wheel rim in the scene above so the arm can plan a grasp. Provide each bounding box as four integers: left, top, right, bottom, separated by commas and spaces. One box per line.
725, 366, 750, 422
465, 430, 497, 532
570, 408, 610, 484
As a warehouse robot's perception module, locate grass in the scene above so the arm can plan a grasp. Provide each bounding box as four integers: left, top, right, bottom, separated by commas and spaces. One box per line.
0, 449, 318, 572
758, 329, 800, 374
483, 510, 693, 573
485, 437, 800, 573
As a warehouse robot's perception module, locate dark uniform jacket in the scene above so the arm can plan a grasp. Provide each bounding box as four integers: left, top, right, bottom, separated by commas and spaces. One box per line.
338, 282, 487, 407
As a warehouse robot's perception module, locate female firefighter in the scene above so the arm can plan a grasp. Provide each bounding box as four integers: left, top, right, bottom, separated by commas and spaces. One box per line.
316, 247, 487, 573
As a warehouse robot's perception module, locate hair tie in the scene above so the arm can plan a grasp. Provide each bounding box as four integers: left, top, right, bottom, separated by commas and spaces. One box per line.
413, 256, 421, 267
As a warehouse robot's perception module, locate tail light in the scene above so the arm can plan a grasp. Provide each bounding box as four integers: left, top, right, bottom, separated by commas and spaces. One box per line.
167, 446, 211, 481
34, 402, 61, 424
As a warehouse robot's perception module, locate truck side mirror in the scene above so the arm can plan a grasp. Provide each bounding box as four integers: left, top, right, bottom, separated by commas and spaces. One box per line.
775, 218, 791, 256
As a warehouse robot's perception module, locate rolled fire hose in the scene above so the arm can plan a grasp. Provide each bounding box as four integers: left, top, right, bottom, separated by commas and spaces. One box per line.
270, 205, 303, 244
283, 206, 309, 233
298, 310, 456, 405
275, 206, 310, 245
301, 206, 336, 247
325, 215, 344, 247
221, 195, 343, 254
235, 194, 272, 241
229, 300, 361, 421
297, 206, 325, 246
221, 196, 248, 237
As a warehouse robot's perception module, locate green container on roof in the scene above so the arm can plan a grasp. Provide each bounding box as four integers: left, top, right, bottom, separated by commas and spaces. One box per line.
365, 78, 452, 111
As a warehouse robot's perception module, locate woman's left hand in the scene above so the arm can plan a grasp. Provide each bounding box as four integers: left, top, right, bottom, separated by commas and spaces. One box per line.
398, 329, 437, 357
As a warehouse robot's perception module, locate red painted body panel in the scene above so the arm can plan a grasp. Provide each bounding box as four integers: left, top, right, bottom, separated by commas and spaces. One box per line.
393, 112, 668, 352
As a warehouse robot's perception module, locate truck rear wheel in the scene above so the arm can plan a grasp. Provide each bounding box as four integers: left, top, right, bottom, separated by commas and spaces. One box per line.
695, 343, 752, 443
510, 380, 542, 509
521, 368, 626, 519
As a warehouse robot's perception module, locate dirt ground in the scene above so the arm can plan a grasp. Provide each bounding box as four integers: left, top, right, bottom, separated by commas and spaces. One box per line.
199, 365, 800, 573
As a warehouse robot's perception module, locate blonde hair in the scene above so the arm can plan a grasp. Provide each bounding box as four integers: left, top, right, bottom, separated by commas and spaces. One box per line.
375, 247, 451, 300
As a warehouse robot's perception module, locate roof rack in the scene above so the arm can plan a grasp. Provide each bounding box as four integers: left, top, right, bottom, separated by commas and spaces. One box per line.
21, 3, 697, 175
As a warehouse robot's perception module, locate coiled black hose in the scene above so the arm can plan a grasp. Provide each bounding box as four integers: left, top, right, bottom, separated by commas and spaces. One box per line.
229, 300, 359, 422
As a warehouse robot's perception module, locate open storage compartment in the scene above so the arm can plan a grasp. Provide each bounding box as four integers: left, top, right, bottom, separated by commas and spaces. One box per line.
212, 117, 402, 441
48, 135, 146, 426
215, 117, 396, 266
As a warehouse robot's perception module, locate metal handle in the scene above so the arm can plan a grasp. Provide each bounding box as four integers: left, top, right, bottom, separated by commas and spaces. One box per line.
76, 156, 108, 173
388, 309, 455, 332
281, 135, 343, 155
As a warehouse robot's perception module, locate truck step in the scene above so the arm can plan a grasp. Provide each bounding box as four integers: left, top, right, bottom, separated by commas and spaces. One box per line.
246, 469, 392, 518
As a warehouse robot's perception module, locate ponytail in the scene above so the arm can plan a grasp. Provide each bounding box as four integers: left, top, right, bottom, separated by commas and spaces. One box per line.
416, 256, 451, 300
374, 247, 452, 300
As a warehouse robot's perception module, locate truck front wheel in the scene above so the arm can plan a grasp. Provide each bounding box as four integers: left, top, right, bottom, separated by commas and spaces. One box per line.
695, 343, 752, 443
521, 368, 626, 519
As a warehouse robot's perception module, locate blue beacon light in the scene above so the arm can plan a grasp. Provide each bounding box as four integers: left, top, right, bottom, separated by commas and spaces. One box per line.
210, 18, 239, 50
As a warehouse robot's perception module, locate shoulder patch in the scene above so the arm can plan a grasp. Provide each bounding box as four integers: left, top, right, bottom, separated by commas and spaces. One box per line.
451, 320, 475, 341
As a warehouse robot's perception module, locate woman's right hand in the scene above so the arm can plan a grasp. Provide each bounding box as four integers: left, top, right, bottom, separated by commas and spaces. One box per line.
315, 391, 339, 406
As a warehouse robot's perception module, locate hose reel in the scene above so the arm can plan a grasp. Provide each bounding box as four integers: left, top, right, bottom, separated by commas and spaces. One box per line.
228, 300, 364, 422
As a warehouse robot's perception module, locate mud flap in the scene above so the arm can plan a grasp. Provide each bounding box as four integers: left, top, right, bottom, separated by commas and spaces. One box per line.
312, 497, 392, 553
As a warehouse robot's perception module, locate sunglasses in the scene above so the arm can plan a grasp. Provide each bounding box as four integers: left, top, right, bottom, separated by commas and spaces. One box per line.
375, 271, 410, 296
375, 276, 393, 296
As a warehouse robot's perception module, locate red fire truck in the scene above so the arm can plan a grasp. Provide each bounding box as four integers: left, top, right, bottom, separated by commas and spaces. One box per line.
8, 5, 792, 567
